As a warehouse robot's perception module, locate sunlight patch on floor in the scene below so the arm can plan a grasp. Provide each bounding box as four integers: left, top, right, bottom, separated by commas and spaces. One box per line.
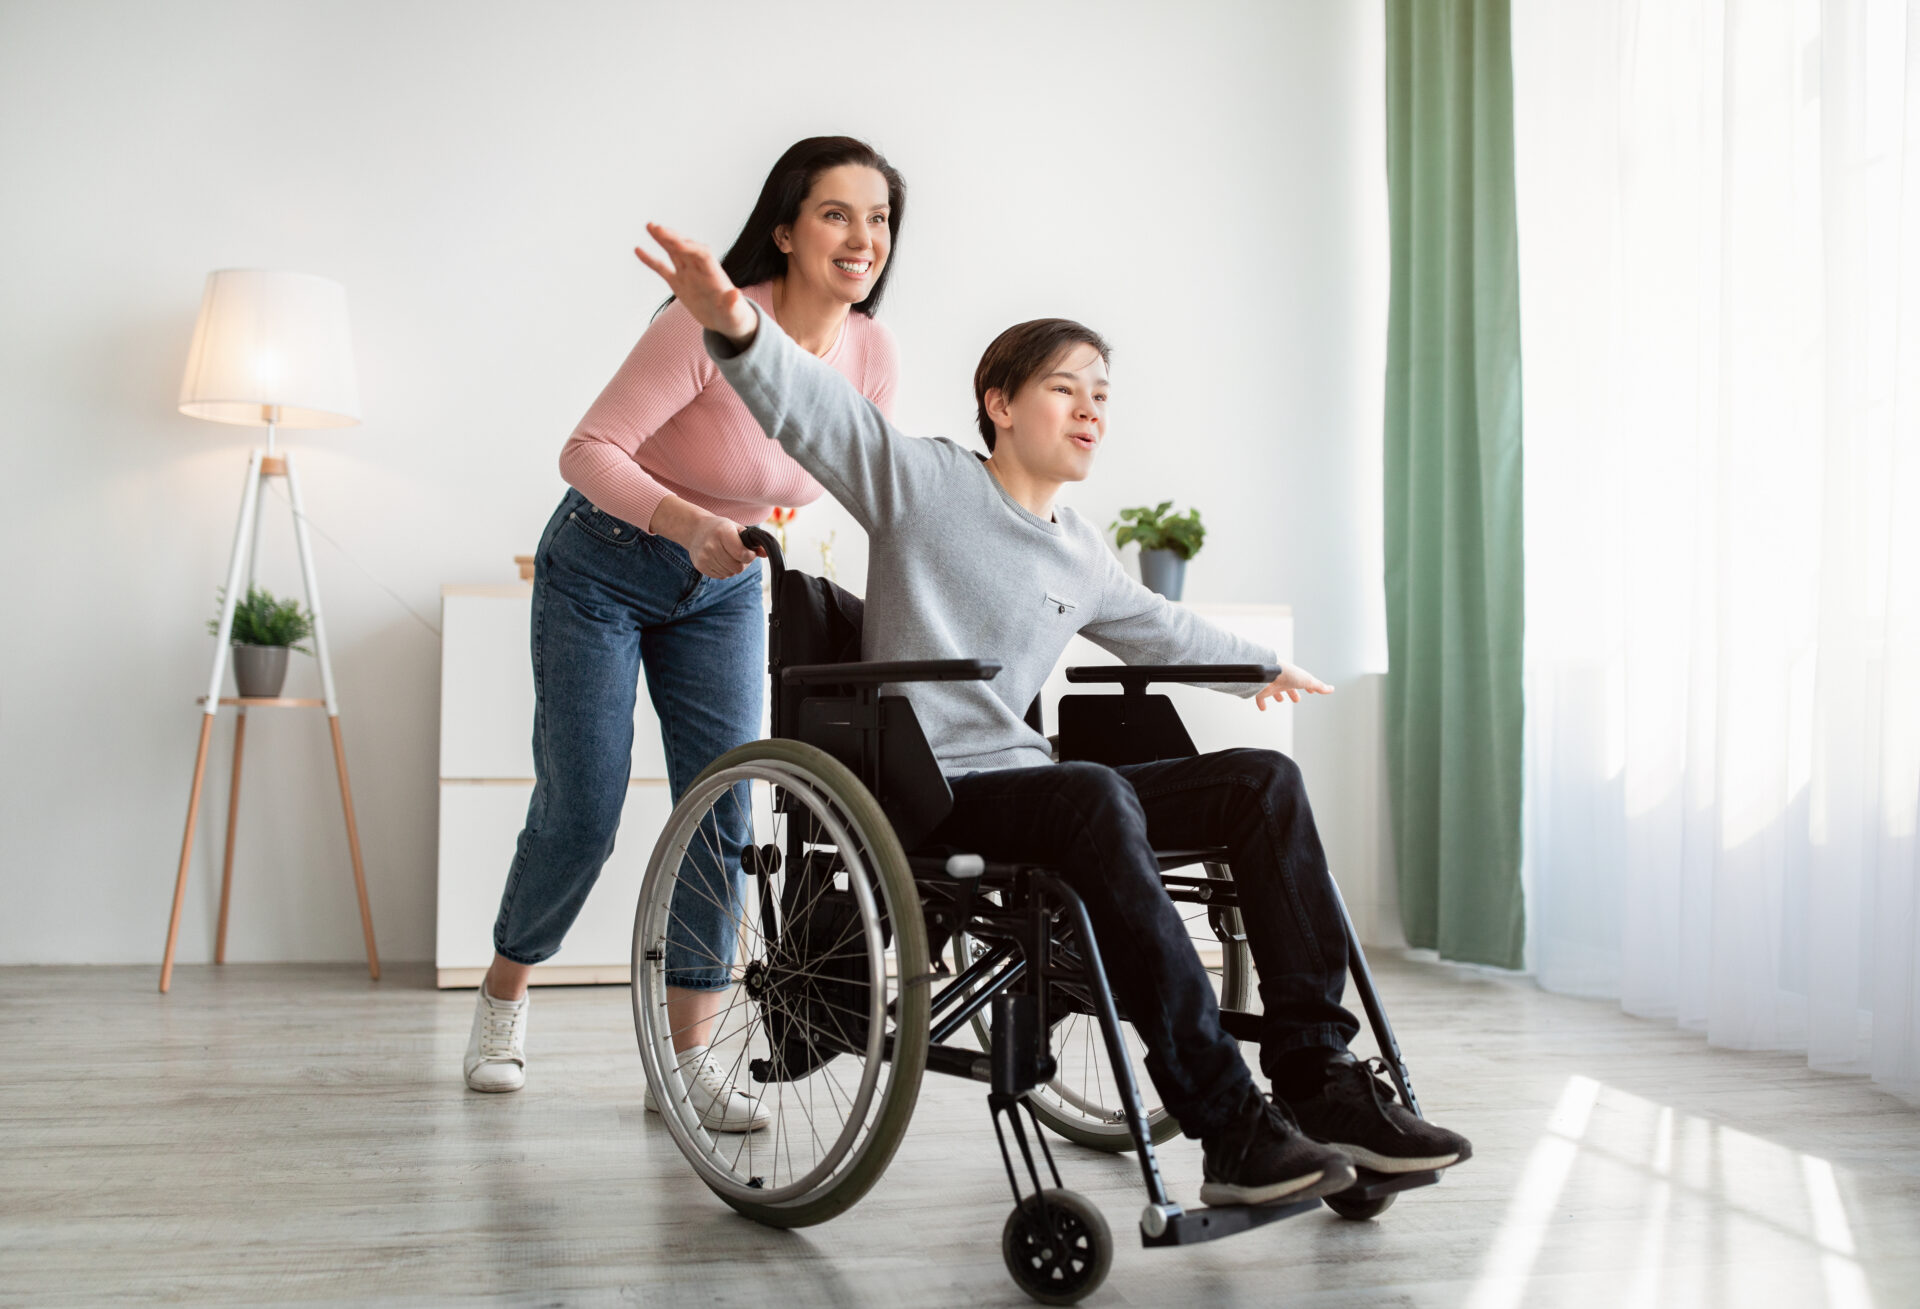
1464, 1075, 1874, 1309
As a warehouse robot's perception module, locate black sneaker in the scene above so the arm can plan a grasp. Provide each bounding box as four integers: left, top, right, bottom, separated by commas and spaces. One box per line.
1199, 1087, 1358, 1206
1285, 1053, 1472, 1174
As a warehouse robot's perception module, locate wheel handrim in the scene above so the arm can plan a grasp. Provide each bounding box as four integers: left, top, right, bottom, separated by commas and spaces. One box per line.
633, 757, 904, 1207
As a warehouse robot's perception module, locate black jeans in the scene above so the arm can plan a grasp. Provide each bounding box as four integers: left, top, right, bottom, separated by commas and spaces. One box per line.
925, 748, 1359, 1139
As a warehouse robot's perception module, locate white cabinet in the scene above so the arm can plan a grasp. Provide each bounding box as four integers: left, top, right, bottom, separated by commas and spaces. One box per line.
435, 780, 672, 987
438, 584, 668, 782
435, 583, 676, 988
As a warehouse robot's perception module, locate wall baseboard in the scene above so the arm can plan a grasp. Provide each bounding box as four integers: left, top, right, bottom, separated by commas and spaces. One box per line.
437, 964, 629, 989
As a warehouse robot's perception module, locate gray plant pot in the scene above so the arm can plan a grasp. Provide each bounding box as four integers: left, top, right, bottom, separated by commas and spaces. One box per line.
232, 643, 290, 699
1139, 549, 1188, 601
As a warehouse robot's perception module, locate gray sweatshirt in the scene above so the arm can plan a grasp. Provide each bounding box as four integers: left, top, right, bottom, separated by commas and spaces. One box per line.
708, 303, 1277, 775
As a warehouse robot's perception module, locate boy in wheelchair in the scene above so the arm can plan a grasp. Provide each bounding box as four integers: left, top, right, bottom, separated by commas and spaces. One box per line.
636, 224, 1469, 1208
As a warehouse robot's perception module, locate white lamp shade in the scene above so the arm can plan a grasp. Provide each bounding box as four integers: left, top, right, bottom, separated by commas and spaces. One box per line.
178, 269, 361, 428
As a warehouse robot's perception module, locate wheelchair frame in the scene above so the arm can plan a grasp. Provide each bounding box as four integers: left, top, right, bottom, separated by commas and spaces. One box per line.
877, 691, 1442, 1250
633, 530, 1444, 1303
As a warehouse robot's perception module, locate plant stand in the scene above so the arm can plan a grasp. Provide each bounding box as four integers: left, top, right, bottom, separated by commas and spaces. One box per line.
160, 447, 379, 993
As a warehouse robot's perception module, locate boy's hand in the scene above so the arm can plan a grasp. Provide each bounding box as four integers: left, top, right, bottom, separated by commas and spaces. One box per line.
1256, 664, 1334, 710
633, 222, 759, 346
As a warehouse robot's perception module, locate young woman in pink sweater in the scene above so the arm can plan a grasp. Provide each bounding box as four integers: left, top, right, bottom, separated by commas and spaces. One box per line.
463, 138, 906, 1125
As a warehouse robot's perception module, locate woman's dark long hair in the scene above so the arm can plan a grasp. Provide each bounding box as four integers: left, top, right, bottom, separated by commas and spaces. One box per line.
718, 136, 907, 316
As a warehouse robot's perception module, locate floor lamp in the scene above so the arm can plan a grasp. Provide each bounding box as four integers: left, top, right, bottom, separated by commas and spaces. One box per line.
161, 269, 380, 993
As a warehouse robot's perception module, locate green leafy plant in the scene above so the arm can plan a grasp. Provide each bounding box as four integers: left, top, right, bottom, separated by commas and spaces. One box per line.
1110, 500, 1206, 561
208, 585, 315, 654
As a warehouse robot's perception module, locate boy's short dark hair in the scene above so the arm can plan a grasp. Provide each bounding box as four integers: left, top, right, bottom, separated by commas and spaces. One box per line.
972, 318, 1112, 452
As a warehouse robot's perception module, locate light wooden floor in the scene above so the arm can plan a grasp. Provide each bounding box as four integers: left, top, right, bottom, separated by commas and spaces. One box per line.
5, 956, 1917, 1308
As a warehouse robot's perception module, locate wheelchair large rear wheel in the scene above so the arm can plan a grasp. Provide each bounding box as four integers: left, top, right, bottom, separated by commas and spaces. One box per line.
959, 860, 1250, 1150
632, 740, 930, 1228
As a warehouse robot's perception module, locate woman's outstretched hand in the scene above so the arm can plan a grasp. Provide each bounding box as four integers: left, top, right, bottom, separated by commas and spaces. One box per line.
1256, 665, 1334, 710
634, 223, 759, 347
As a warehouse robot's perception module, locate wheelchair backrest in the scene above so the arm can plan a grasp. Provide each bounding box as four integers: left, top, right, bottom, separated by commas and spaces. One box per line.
747, 527, 961, 850
759, 539, 865, 742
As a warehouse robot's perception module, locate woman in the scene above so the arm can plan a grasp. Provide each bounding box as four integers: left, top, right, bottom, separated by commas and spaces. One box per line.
464, 137, 906, 1129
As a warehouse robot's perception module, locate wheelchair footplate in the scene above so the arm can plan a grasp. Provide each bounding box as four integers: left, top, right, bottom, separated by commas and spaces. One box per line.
1137, 1194, 1322, 1248
1137, 1166, 1442, 1247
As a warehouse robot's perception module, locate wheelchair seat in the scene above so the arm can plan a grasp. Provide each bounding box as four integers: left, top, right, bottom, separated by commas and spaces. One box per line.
1154, 845, 1229, 869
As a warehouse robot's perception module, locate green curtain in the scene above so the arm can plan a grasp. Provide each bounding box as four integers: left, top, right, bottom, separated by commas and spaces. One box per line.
1383, 0, 1525, 968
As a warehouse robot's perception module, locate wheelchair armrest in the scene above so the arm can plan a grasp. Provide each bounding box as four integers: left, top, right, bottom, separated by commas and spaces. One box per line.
783, 659, 1002, 687
1063, 663, 1280, 692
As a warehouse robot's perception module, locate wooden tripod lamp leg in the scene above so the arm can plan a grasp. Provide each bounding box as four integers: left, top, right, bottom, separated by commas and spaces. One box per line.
215, 709, 248, 965
163, 451, 266, 995
285, 451, 380, 983
329, 716, 380, 981
161, 715, 217, 993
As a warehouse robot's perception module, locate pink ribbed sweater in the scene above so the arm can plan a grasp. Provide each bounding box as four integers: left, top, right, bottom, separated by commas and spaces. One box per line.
558, 281, 899, 531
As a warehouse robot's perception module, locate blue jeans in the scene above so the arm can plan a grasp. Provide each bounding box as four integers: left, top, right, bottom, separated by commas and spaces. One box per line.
492, 488, 763, 990
925, 749, 1361, 1138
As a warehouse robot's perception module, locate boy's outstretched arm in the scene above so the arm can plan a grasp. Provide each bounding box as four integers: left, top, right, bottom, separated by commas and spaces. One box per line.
635, 223, 926, 532
1081, 553, 1334, 708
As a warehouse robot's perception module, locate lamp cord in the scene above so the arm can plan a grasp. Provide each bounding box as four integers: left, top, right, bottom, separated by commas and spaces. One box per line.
264, 477, 444, 638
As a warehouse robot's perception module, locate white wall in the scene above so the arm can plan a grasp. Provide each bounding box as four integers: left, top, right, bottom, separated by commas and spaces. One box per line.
0, 0, 1391, 964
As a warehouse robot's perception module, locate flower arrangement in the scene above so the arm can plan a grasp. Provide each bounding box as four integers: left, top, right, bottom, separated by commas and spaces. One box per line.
765, 506, 797, 557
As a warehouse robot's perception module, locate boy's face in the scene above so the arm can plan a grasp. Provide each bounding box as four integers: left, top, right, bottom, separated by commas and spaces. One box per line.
990, 344, 1110, 484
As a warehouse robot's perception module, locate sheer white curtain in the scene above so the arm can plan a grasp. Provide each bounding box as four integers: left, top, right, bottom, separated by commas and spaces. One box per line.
1512, 0, 1920, 1102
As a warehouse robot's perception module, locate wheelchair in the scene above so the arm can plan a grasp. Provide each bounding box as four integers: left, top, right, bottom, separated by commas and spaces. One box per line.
631, 530, 1443, 1304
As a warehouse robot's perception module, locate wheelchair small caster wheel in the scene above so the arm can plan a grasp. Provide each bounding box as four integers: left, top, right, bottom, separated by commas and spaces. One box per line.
1324, 1189, 1396, 1221
1001, 1188, 1111, 1304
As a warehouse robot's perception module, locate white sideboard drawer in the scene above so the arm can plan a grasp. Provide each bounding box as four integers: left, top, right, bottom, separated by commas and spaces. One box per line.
435, 780, 675, 981
440, 587, 670, 781
1040, 604, 1294, 757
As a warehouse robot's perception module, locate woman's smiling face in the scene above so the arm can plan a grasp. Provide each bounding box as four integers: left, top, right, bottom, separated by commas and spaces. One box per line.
774, 164, 892, 307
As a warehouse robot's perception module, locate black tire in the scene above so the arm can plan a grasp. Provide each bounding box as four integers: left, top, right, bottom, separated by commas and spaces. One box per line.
632, 740, 930, 1229
1001, 1188, 1112, 1305
1324, 1190, 1397, 1221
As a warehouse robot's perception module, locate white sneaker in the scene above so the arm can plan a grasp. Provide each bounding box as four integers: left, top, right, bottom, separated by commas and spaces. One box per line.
644, 1045, 772, 1132
463, 985, 528, 1093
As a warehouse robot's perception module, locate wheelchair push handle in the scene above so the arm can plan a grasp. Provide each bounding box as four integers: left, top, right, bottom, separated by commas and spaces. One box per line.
1064, 663, 1282, 695
739, 525, 782, 573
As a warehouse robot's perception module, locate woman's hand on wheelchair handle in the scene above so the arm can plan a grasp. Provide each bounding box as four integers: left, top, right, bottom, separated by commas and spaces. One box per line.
651, 496, 760, 578
633, 223, 759, 347
1256, 664, 1334, 710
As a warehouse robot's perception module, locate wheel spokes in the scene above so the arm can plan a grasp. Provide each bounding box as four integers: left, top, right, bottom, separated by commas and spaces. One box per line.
637, 761, 909, 1204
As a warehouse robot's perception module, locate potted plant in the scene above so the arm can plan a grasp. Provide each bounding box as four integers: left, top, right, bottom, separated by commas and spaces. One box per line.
208, 585, 315, 699
1111, 500, 1206, 600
